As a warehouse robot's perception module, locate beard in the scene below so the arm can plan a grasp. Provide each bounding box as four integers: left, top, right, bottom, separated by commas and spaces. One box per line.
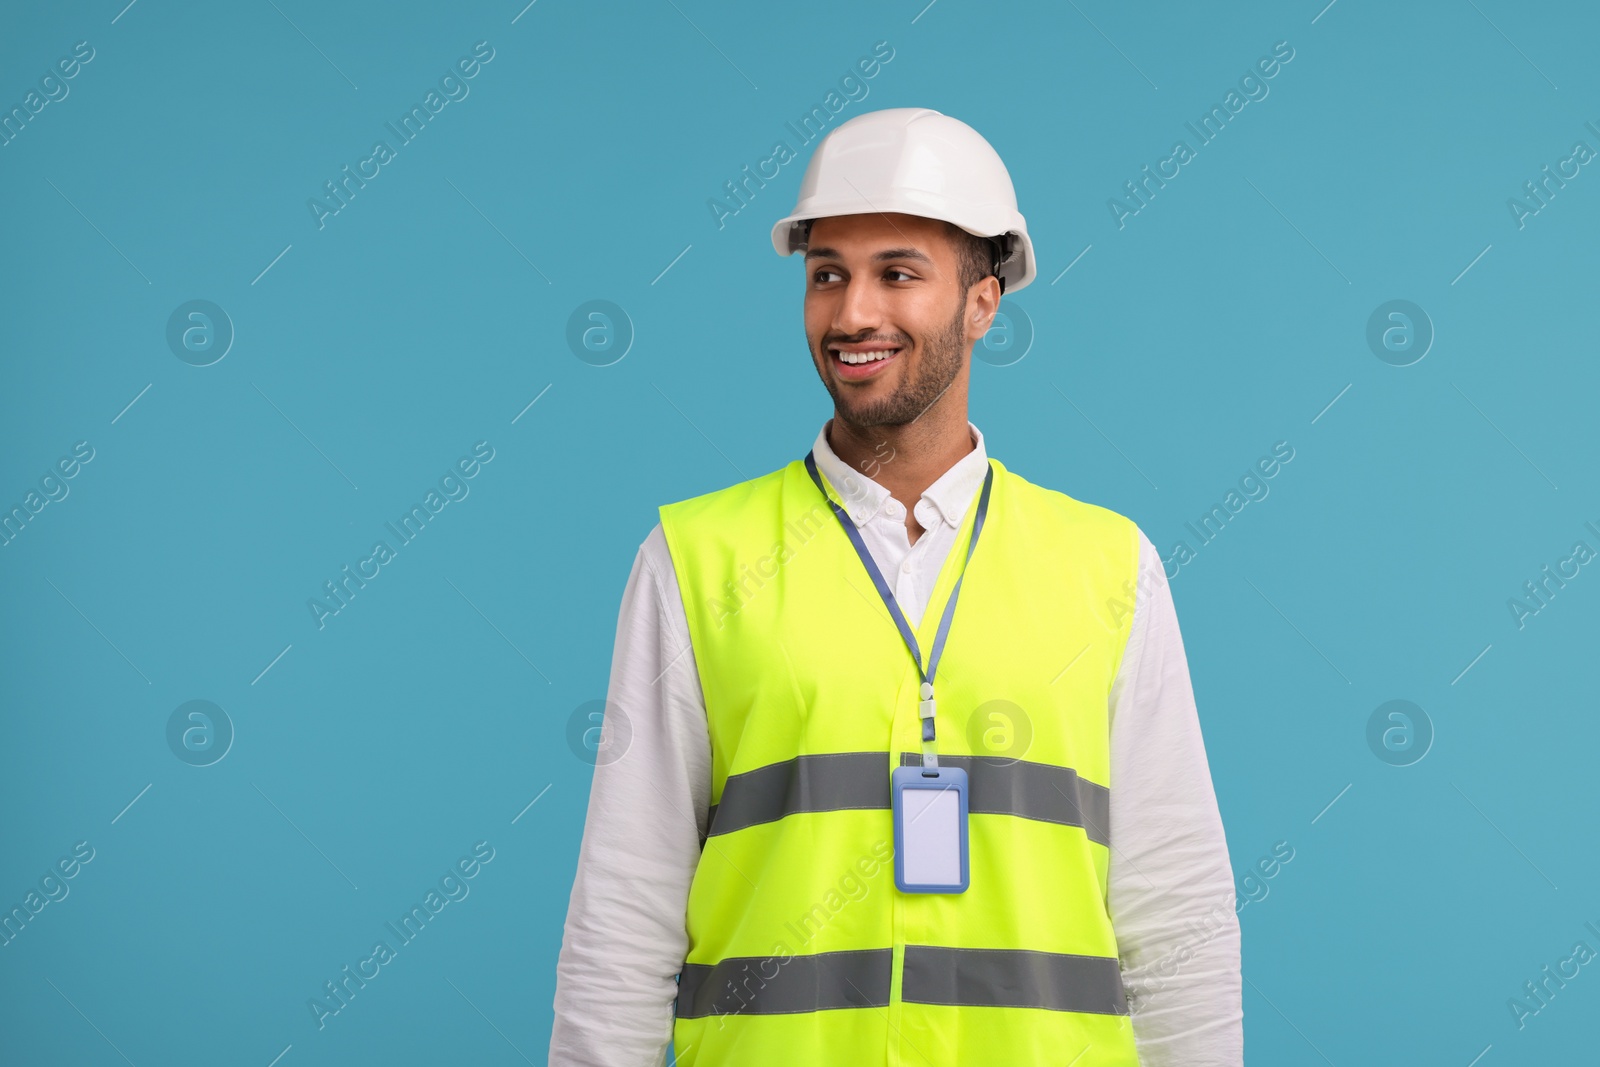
814, 299, 968, 430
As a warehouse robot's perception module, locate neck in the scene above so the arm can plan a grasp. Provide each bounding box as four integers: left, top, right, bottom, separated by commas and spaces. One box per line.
825, 404, 975, 508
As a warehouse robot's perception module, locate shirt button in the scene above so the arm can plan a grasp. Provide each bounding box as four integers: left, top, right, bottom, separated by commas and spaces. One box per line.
885, 500, 901, 518
902, 560, 913, 574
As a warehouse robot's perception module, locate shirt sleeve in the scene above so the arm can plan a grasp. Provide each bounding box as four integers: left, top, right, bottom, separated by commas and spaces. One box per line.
548, 523, 711, 1067
1108, 527, 1243, 1066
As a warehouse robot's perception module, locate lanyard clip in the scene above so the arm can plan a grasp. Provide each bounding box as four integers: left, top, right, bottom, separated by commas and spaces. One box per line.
918, 680, 936, 742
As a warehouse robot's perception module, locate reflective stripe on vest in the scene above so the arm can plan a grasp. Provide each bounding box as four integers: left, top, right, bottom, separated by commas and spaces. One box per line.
704, 750, 1110, 846
658, 455, 1143, 1066
676, 947, 891, 1018
674, 945, 1130, 1019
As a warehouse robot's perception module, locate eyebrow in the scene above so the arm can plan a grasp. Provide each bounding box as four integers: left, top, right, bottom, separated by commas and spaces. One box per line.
804, 245, 933, 265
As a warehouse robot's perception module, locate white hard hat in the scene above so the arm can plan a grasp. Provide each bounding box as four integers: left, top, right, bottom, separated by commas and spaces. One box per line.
771, 107, 1036, 293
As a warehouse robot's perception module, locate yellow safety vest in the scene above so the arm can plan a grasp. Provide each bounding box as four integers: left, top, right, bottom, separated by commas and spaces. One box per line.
657, 453, 1143, 1066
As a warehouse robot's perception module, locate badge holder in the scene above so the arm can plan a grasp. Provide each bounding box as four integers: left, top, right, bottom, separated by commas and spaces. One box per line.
891, 764, 970, 894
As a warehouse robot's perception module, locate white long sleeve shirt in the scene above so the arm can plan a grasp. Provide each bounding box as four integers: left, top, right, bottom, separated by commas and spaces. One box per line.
549, 420, 1242, 1066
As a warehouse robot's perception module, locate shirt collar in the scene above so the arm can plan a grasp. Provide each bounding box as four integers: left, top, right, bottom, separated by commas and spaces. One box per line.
810, 418, 989, 529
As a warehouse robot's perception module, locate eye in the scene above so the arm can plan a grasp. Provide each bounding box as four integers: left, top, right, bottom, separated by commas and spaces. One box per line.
884, 267, 917, 282
813, 267, 843, 284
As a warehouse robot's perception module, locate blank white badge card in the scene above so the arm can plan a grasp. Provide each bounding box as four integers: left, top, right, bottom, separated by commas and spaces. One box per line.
893, 766, 968, 893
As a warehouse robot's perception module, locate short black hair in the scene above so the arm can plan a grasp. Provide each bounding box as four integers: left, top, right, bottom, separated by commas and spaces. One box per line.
942, 222, 1002, 293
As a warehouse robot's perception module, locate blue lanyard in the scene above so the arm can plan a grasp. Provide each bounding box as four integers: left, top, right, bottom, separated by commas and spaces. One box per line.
803, 449, 995, 769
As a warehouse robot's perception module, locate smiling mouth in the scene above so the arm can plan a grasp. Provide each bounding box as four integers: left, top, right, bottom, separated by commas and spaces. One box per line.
828, 346, 902, 378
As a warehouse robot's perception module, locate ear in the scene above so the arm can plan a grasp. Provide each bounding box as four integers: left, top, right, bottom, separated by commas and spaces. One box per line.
963, 276, 1002, 345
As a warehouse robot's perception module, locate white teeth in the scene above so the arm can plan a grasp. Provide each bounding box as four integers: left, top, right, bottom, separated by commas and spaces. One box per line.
835, 349, 895, 365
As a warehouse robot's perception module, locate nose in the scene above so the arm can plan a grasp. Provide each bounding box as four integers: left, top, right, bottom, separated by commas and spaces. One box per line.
832, 273, 885, 340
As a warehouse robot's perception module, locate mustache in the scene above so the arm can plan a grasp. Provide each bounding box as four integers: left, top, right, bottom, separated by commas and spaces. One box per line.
821, 333, 910, 348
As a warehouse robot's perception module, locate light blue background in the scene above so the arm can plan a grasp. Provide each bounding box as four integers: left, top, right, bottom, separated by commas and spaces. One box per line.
3, 0, 1597, 1063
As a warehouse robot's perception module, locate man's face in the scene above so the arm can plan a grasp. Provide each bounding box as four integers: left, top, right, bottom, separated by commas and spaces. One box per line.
802, 212, 997, 430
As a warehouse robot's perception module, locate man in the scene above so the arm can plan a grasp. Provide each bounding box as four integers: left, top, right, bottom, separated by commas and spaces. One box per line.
550, 108, 1241, 1066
